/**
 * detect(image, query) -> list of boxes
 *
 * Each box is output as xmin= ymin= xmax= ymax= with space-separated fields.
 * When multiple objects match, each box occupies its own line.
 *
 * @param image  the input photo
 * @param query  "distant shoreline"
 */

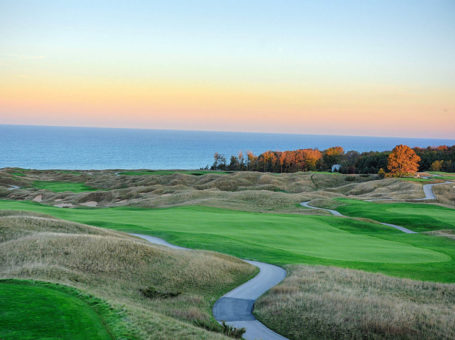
xmin=1 ymin=125 xmax=454 ymax=170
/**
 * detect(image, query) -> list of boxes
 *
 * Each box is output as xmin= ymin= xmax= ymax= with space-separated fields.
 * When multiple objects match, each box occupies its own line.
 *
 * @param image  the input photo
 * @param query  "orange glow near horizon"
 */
xmin=1 ymin=73 xmax=454 ymax=138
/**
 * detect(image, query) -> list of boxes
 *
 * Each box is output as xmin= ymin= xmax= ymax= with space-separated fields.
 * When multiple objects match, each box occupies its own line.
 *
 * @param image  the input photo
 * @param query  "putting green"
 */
xmin=336 ymin=198 xmax=455 ymax=231
xmin=0 ymin=280 xmax=113 ymax=340
xmin=0 ymin=200 xmax=448 ymax=265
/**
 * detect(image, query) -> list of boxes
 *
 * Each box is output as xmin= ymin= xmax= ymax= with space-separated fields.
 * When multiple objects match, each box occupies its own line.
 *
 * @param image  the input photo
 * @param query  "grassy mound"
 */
xmin=0 ymin=212 xmax=255 ymax=339
xmin=1 ymin=169 xmax=383 ymax=212
xmin=0 ymin=279 xmax=124 ymax=340
xmin=255 ymin=265 xmax=455 ymax=340
xmin=118 ymin=170 xmax=232 ymax=176
xmin=1 ymin=201 xmax=454 ymax=282
xmin=336 ymin=198 xmax=455 ymax=231
xmin=329 ymin=178 xmax=423 ymax=200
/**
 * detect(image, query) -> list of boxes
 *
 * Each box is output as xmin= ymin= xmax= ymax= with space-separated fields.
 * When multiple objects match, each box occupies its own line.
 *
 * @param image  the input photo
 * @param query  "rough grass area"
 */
xmin=336 ymin=198 xmax=455 ymax=231
xmin=255 ymin=265 xmax=455 ymax=340
xmin=433 ymin=183 xmax=455 ymax=206
xmin=32 ymin=181 xmax=98 ymax=192
xmin=0 ymin=279 xmax=130 ymax=340
xmin=2 ymin=169 xmax=386 ymax=212
xmin=1 ymin=201 xmax=454 ymax=282
xmin=118 ymin=170 xmax=232 ymax=176
xmin=0 ymin=212 xmax=256 ymax=339
xmin=325 ymin=178 xmax=424 ymax=200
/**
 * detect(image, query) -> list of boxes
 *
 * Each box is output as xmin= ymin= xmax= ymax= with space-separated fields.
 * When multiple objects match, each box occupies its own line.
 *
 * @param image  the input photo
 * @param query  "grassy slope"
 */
xmin=1 ymin=200 xmax=454 ymax=282
xmin=0 ymin=212 xmax=254 ymax=339
xmin=336 ymin=198 xmax=455 ymax=231
xmin=255 ymin=265 xmax=455 ymax=340
xmin=0 ymin=280 xmax=117 ymax=340
xmin=32 ymin=181 xmax=97 ymax=192
xmin=118 ymin=170 xmax=232 ymax=176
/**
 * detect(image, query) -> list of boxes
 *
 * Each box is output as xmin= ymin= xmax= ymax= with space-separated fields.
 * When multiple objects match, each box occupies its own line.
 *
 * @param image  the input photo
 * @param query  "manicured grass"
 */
xmin=11 ymin=172 xmax=26 ymax=177
xmin=0 ymin=200 xmax=454 ymax=282
xmin=336 ymin=198 xmax=455 ymax=232
xmin=7 ymin=168 xmax=30 ymax=177
xmin=398 ymin=177 xmax=439 ymax=183
xmin=0 ymin=280 xmax=116 ymax=340
xmin=429 ymin=171 xmax=455 ymax=177
xmin=32 ymin=181 xmax=97 ymax=192
xmin=118 ymin=170 xmax=232 ymax=176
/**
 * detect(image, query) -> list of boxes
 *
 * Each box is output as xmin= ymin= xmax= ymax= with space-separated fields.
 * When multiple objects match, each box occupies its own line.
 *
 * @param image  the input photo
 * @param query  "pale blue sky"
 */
xmin=2 ymin=0 xmax=454 ymax=85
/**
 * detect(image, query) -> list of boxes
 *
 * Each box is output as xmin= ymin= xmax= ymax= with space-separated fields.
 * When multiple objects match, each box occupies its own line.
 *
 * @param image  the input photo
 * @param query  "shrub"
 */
xmin=140 ymin=286 xmax=181 ymax=299
xmin=221 ymin=321 xmax=246 ymax=339
xmin=193 ymin=320 xmax=246 ymax=339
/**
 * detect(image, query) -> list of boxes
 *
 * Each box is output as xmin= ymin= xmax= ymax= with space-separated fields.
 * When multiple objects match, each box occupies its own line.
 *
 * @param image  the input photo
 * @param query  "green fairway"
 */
xmin=118 ymin=170 xmax=232 ymax=176
xmin=0 ymin=200 xmax=453 ymax=282
xmin=32 ymin=181 xmax=98 ymax=192
xmin=336 ymin=198 xmax=455 ymax=232
xmin=398 ymin=177 xmax=440 ymax=183
xmin=0 ymin=280 xmax=114 ymax=340
xmin=12 ymin=172 xmax=26 ymax=177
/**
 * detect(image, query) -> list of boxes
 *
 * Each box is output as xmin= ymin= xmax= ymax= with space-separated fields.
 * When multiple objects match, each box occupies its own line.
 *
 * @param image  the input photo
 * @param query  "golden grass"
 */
xmin=255 ymin=265 xmax=455 ymax=340
xmin=327 ymin=178 xmax=424 ymax=200
xmin=0 ymin=212 xmax=256 ymax=339
xmin=425 ymin=229 xmax=455 ymax=240
xmin=433 ymin=183 xmax=455 ymax=207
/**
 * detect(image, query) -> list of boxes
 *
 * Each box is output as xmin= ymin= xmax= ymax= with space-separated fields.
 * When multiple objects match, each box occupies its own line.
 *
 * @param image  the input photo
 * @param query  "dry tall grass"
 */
xmin=326 ymin=178 xmax=424 ymax=200
xmin=433 ymin=183 xmax=455 ymax=206
xmin=425 ymin=229 xmax=455 ymax=240
xmin=0 ymin=212 xmax=256 ymax=339
xmin=2 ymin=168 xmax=421 ymax=213
xmin=255 ymin=265 xmax=455 ymax=340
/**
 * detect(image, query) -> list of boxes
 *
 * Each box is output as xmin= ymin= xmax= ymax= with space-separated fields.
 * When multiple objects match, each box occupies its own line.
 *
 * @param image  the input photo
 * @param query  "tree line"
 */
xmin=209 ymin=145 xmax=455 ymax=174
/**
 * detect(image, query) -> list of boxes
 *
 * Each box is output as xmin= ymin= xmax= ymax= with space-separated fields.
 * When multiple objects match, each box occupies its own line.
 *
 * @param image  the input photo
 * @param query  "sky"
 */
xmin=1 ymin=0 xmax=454 ymax=138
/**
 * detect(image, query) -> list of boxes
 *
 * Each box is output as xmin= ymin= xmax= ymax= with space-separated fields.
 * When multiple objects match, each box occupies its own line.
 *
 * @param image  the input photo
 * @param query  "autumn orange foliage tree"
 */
xmin=209 ymin=144 xmax=455 ymax=173
xmin=387 ymin=145 xmax=421 ymax=177
xmin=323 ymin=146 xmax=344 ymax=167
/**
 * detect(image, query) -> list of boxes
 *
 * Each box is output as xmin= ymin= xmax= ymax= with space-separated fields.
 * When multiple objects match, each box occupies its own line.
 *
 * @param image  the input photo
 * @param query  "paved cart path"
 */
xmin=130 ymin=233 xmax=287 ymax=340
xmin=419 ymin=181 xmax=452 ymax=200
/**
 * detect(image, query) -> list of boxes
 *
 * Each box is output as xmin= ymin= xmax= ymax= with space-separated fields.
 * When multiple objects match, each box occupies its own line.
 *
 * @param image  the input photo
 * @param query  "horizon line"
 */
xmin=1 ymin=122 xmax=455 ymax=142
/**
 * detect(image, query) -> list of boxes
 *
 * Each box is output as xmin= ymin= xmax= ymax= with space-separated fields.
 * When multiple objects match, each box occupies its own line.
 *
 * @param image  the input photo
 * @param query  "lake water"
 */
xmin=1 ymin=124 xmax=454 ymax=170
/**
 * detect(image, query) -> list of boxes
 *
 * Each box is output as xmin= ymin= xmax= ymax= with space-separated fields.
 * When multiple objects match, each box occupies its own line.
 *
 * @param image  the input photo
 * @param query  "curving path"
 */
xmin=131 ymin=233 xmax=288 ymax=340
xmin=300 ymin=201 xmax=416 ymax=234
xmin=300 ymin=201 xmax=343 ymax=216
xmin=300 ymin=180 xmax=455 ymax=235
xmin=418 ymin=181 xmax=452 ymax=200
